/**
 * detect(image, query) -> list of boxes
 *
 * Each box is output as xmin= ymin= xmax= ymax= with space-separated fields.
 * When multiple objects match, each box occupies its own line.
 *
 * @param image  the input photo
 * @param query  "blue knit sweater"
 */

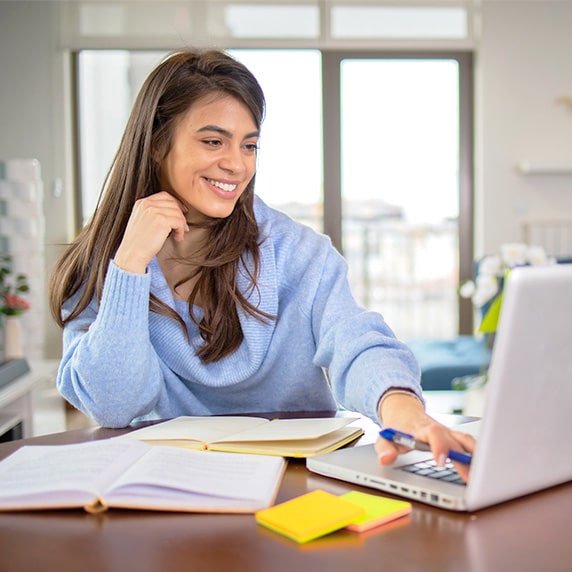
xmin=57 ymin=197 xmax=421 ymax=427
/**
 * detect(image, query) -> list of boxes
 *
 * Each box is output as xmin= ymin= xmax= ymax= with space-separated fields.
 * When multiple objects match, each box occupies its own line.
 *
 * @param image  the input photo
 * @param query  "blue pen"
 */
xmin=379 ymin=427 xmax=472 ymax=465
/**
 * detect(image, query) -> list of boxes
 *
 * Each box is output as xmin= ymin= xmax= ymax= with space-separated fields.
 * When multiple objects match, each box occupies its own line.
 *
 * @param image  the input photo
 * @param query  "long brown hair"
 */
xmin=49 ymin=49 xmax=272 ymax=363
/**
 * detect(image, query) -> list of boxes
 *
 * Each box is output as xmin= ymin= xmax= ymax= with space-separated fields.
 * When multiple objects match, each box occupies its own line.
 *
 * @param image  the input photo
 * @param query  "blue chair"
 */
xmin=407 ymin=336 xmax=490 ymax=391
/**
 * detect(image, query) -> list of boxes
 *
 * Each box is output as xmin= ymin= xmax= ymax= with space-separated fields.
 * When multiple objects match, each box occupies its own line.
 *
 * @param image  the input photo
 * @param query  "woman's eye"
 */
xmin=203 ymin=139 xmax=221 ymax=147
xmin=244 ymin=143 xmax=259 ymax=153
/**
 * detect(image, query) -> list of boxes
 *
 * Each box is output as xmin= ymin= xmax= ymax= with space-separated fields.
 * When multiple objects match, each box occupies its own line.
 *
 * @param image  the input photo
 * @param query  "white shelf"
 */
xmin=0 ymin=359 xmax=60 ymax=438
xmin=517 ymin=161 xmax=572 ymax=175
xmin=0 ymin=413 xmax=22 ymax=437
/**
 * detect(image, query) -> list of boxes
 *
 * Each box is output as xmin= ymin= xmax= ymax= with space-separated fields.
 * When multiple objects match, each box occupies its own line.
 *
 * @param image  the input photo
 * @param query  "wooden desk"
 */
xmin=0 ymin=421 xmax=571 ymax=572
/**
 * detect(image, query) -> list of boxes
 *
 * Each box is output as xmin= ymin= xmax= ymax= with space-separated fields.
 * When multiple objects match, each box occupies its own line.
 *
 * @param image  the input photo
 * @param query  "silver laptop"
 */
xmin=308 ymin=264 xmax=572 ymax=511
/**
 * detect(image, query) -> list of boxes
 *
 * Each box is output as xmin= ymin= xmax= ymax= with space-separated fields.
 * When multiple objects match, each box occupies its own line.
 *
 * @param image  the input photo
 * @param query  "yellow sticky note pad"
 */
xmin=255 ymin=490 xmax=365 ymax=544
xmin=341 ymin=491 xmax=412 ymax=532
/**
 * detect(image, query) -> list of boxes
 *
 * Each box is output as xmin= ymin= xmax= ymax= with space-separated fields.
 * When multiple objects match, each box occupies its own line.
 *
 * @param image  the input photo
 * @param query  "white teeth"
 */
xmin=208 ymin=179 xmax=237 ymax=192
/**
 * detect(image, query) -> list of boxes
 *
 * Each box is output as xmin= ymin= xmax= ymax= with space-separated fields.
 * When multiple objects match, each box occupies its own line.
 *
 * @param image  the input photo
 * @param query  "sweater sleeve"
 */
xmin=57 ymin=261 xmax=165 ymax=427
xmin=311 ymin=247 xmax=423 ymax=422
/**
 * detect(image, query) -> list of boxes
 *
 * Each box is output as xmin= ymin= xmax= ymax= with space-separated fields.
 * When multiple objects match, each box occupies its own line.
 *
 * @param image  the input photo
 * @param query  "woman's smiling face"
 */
xmin=160 ymin=94 xmax=259 ymax=222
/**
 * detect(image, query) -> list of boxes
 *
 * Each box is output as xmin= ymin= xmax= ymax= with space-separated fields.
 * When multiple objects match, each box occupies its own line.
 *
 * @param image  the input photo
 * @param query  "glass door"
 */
xmin=327 ymin=53 xmax=473 ymax=340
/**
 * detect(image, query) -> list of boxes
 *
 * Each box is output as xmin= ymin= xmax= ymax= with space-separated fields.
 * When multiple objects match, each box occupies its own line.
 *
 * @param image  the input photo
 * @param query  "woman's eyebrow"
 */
xmin=196 ymin=125 xmax=259 ymax=140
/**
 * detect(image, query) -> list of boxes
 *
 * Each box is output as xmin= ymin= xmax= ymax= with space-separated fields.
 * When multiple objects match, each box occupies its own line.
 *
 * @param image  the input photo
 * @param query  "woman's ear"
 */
xmin=151 ymin=144 xmax=164 ymax=164
xmin=151 ymin=132 xmax=170 ymax=164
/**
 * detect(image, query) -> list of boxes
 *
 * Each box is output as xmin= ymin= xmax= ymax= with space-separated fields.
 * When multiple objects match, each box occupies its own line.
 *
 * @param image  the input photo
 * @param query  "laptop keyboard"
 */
xmin=401 ymin=459 xmax=466 ymax=486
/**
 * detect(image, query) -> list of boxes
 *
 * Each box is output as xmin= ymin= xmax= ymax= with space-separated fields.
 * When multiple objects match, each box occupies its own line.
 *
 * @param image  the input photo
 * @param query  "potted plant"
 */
xmin=454 ymin=243 xmax=556 ymax=414
xmin=0 ymin=256 xmax=30 ymax=360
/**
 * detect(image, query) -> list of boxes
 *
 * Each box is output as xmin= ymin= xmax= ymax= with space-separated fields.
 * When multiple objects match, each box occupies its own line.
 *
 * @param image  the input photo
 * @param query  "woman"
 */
xmin=49 ymin=49 xmax=474 ymax=479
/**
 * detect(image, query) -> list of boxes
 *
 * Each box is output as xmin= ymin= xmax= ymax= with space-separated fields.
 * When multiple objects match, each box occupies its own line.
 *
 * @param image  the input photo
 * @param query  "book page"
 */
xmin=0 ymin=439 xmax=285 ymax=513
xmin=104 ymin=446 xmax=285 ymax=512
xmin=0 ymin=440 xmax=149 ymax=510
xmin=215 ymin=417 xmax=358 ymax=443
xmin=122 ymin=416 xmax=269 ymax=445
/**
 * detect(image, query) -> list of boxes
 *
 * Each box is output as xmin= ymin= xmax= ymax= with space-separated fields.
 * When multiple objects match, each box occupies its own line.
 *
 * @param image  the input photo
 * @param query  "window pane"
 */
xmin=78 ymin=3 xmax=193 ymax=38
xmin=77 ymin=51 xmax=167 ymax=224
xmin=230 ymin=50 xmax=323 ymax=229
xmin=340 ymin=59 xmax=460 ymax=340
xmin=331 ymin=6 xmax=467 ymax=39
xmin=221 ymin=5 xmax=320 ymax=38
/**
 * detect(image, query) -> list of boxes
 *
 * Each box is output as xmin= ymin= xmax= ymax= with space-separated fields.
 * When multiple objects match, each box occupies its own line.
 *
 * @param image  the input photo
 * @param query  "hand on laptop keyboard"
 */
xmin=375 ymin=392 xmax=475 ymax=483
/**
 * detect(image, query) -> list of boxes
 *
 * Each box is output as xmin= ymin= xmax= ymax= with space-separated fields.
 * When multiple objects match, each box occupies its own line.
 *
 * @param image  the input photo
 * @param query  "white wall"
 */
xmin=475 ymin=0 xmax=572 ymax=255
xmin=0 ymin=0 xmax=571 ymax=358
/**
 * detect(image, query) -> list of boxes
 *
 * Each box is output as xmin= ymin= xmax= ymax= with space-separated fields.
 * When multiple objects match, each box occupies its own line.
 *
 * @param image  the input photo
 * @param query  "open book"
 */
xmin=0 ymin=439 xmax=285 ymax=513
xmin=122 ymin=416 xmax=364 ymax=458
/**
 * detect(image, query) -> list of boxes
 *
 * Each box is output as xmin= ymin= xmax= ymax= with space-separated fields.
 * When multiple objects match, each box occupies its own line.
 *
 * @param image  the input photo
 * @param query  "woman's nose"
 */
xmin=219 ymin=145 xmax=245 ymax=174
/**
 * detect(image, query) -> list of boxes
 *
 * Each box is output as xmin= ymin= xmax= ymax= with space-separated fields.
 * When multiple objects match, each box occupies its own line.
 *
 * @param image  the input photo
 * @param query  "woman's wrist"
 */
xmin=377 ymin=389 xmax=425 ymax=425
xmin=113 ymin=249 xmax=148 ymax=274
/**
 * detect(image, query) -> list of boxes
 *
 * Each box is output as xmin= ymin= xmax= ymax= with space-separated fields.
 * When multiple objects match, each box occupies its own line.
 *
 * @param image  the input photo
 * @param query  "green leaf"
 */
xmin=478 ymin=291 xmax=503 ymax=333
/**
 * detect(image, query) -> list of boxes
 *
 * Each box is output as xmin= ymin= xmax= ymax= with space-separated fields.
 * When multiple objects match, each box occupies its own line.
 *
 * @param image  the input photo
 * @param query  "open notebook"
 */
xmin=308 ymin=264 xmax=572 ymax=511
